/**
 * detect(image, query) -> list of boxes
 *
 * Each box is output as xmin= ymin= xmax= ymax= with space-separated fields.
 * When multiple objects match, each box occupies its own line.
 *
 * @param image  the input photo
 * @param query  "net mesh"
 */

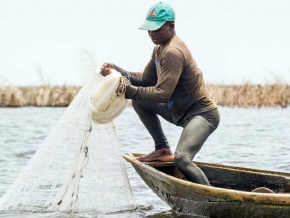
xmin=89 ymin=70 xmax=129 ymax=124
xmin=0 ymin=70 xmax=135 ymax=213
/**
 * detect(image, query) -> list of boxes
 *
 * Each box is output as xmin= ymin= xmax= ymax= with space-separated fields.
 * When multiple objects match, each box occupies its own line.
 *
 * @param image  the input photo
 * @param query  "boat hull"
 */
xmin=124 ymin=153 xmax=290 ymax=218
xmin=135 ymin=166 xmax=290 ymax=218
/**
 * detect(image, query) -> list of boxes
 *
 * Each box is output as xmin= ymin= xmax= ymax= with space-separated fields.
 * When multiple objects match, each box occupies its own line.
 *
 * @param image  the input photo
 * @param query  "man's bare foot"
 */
xmin=137 ymin=148 xmax=174 ymax=162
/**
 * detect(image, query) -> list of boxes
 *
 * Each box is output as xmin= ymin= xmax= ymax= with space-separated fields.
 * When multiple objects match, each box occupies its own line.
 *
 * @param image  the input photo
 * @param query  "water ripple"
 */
xmin=0 ymin=106 xmax=289 ymax=217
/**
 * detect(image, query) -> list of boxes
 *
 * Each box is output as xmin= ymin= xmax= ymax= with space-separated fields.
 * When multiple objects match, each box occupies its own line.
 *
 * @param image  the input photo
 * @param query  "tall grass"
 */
xmin=207 ymin=83 xmax=289 ymax=108
xmin=0 ymin=84 xmax=289 ymax=108
xmin=0 ymin=85 xmax=79 ymax=107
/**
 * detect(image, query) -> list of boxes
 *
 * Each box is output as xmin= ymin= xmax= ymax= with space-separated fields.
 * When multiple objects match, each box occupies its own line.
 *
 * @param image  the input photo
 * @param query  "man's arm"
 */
xmin=125 ymin=47 xmax=184 ymax=102
xmin=114 ymin=59 xmax=157 ymax=87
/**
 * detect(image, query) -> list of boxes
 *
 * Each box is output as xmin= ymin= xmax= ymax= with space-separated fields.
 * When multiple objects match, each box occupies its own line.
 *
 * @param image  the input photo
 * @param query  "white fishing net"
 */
xmin=0 ymin=69 xmax=135 ymax=213
xmin=89 ymin=70 xmax=129 ymax=124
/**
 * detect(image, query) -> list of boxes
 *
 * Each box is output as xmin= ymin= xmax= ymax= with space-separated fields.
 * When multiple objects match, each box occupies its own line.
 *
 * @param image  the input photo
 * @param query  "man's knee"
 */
xmin=132 ymin=100 xmax=145 ymax=114
xmin=131 ymin=100 xmax=138 ymax=110
xmin=132 ymin=100 xmax=151 ymax=111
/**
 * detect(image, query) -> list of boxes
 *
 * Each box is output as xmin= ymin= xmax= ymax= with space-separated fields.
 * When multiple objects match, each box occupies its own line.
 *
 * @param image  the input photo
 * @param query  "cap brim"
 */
xmin=139 ymin=20 xmax=166 ymax=31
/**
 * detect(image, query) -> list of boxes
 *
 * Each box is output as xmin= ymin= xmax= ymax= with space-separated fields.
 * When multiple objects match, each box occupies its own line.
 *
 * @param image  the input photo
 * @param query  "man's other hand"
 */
xmin=100 ymin=63 xmax=114 ymax=76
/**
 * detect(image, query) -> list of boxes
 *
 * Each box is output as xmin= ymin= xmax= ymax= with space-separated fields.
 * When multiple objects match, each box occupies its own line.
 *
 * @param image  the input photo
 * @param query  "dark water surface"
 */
xmin=0 ymin=107 xmax=289 ymax=217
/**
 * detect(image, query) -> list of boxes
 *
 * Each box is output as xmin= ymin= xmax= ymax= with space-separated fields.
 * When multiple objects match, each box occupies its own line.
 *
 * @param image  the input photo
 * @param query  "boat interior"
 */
xmin=143 ymin=159 xmax=290 ymax=194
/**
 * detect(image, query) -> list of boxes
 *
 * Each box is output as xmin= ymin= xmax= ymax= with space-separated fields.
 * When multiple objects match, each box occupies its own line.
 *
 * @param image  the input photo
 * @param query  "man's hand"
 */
xmin=100 ymin=63 xmax=114 ymax=76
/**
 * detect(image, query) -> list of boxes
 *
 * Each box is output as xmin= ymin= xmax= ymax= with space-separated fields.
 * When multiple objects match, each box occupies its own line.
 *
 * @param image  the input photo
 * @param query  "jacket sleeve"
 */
xmin=113 ymin=58 xmax=157 ymax=87
xmin=125 ymin=47 xmax=185 ymax=102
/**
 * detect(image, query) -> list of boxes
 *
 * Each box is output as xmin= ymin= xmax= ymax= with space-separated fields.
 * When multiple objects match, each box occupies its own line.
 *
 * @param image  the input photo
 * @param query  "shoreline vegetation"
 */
xmin=0 ymin=84 xmax=289 ymax=108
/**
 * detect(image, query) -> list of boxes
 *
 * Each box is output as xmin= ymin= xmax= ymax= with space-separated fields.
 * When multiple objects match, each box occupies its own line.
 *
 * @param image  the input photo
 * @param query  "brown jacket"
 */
xmin=118 ymin=35 xmax=217 ymax=126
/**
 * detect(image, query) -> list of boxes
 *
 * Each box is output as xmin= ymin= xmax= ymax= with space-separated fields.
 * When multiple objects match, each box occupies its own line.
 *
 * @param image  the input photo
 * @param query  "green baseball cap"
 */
xmin=139 ymin=2 xmax=175 ymax=31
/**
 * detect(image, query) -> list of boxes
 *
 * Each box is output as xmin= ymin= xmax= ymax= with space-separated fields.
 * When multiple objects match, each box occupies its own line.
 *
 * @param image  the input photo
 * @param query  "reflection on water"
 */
xmin=0 ymin=107 xmax=289 ymax=217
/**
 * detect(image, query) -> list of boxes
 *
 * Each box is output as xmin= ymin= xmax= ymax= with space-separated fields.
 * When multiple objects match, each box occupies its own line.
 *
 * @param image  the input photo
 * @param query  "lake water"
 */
xmin=0 ymin=106 xmax=289 ymax=217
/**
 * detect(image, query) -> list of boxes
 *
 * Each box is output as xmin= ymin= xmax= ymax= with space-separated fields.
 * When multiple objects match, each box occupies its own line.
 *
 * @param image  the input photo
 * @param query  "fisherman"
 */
xmin=101 ymin=2 xmax=220 ymax=185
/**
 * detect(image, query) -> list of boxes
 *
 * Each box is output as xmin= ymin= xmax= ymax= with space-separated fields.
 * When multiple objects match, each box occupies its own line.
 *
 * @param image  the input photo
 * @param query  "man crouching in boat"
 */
xmin=100 ymin=2 xmax=220 ymax=186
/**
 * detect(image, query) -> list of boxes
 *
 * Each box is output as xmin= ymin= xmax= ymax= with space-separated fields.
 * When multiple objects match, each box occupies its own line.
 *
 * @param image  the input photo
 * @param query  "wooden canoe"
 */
xmin=123 ymin=153 xmax=290 ymax=218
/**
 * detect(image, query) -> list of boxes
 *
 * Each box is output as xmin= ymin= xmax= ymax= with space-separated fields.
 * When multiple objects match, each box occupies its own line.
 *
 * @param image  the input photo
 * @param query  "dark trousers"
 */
xmin=132 ymin=100 xmax=220 ymax=185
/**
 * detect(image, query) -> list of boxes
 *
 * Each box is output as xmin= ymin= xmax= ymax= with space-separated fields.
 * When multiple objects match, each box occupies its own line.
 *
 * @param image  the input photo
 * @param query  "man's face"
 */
xmin=148 ymin=22 xmax=175 ymax=45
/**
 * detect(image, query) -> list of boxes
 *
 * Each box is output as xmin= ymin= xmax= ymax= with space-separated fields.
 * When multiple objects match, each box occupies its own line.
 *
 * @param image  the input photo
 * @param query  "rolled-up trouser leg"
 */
xmin=132 ymin=100 xmax=174 ymax=150
xmin=174 ymin=113 xmax=218 ymax=185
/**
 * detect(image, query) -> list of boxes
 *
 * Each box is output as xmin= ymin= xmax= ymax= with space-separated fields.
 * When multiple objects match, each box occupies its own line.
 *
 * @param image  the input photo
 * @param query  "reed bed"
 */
xmin=0 ymin=85 xmax=80 ymax=107
xmin=207 ymin=83 xmax=289 ymax=108
xmin=0 ymin=84 xmax=289 ymax=108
